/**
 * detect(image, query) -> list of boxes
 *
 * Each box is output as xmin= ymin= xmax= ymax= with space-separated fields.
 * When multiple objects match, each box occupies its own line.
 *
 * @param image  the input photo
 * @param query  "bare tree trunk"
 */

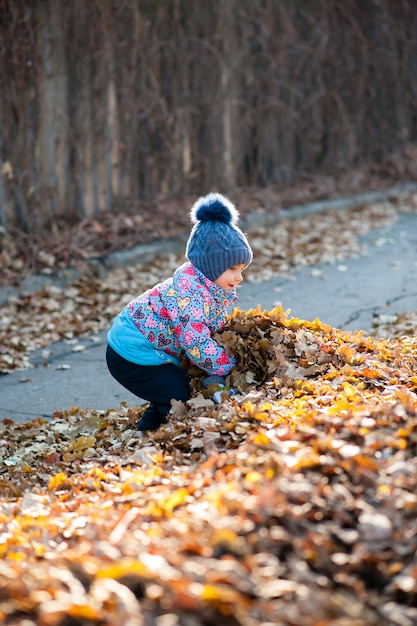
xmin=104 ymin=18 xmax=120 ymax=211
xmin=37 ymin=0 xmax=69 ymax=219
xmin=73 ymin=7 xmax=101 ymax=217
xmin=170 ymin=3 xmax=191 ymax=195
xmin=220 ymin=0 xmax=237 ymax=189
xmin=108 ymin=60 xmax=120 ymax=202
xmin=0 ymin=113 xmax=7 ymax=229
xmin=124 ymin=3 xmax=142 ymax=205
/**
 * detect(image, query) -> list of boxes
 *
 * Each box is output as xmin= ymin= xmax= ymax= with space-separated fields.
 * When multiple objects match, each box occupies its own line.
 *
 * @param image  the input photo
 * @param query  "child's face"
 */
xmin=215 ymin=264 xmax=246 ymax=290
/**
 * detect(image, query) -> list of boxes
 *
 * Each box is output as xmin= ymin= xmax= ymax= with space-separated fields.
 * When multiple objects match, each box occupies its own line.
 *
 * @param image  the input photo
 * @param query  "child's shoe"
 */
xmin=136 ymin=404 xmax=167 ymax=431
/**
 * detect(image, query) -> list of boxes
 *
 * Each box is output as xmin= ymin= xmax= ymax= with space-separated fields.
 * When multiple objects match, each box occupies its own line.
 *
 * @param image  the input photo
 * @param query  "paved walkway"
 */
xmin=1 ymin=209 xmax=417 ymax=423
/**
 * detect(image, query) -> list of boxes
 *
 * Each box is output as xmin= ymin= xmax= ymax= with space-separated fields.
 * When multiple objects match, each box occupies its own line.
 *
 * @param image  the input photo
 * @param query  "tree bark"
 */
xmin=37 ymin=0 xmax=69 ymax=219
xmin=0 ymin=113 xmax=7 ymax=229
xmin=220 ymin=0 xmax=238 ymax=189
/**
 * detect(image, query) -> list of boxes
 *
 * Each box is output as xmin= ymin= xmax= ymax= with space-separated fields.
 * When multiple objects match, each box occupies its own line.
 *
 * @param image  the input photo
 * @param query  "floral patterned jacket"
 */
xmin=107 ymin=262 xmax=237 ymax=375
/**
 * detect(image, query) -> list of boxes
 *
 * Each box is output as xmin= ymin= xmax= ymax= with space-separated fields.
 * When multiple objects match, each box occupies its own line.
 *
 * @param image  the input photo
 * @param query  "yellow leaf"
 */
xmin=91 ymin=467 xmax=109 ymax=481
xmin=337 ymin=344 xmax=356 ymax=364
xmin=200 ymin=583 xmax=243 ymax=608
xmin=211 ymin=528 xmax=238 ymax=546
xmin=66 ymin=435 xmax=96 ymax=452
xmin=253 ymin=411 xmax=270 ymax=422
xmin=146 ymin=487 xmax=189 ymax=519
xmin=342 ymin=381 xmax=357 ymax=401
xmin=67 ymin=605 xmax=102 ymax=620
xmin=48 ymin=472 xmax=70 ymax=491
xmin=97 ymin=559 xmax=150 ymax=580
xmin=397 ymin=428 xmax=410 ymax=438
xmin=253 ymin=432 xmax=270 ymax=446
xmin=245 ymin=471 xmax=263 ymax=483
xmin=292 ymin=451 xmax=322 ymax=470
xmin=409 ymin=376 xmax=417 ymax=390
xmin=161 ymin=487 xmax=189 ymax=513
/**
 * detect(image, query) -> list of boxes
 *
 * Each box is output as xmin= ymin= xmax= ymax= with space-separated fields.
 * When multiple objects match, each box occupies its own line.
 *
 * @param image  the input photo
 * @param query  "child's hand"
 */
xmin=212 ymin=387 xmax=238 ymax=404
xmin=203 ymin=375 xmax=237 ymax=403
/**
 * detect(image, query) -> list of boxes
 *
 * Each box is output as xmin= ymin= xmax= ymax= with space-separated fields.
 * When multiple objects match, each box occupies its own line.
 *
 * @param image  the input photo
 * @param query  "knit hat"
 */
xmin=185 ymin=192 xmax=253 ymax=282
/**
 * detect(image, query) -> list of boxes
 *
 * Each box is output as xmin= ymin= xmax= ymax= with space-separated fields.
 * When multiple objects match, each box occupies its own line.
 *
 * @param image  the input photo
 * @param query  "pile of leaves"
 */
xmin=1 ymin=307 xmax=417 ymax=625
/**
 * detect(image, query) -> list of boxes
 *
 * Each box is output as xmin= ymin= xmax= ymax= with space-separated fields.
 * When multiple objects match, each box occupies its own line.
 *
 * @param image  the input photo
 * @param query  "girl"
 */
xmin=106 ymin=192 xmax=253 ymax=431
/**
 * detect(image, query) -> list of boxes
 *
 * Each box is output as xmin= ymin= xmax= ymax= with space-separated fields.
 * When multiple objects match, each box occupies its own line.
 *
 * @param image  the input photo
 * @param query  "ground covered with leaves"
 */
xmin=0 ymin=305 xmax=417 ymax=625
xmin=1 ymin=192 xmax=417 ymax=625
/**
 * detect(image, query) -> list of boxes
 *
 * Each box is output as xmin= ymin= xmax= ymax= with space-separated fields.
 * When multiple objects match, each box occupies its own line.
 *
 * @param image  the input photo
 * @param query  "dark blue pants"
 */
xmin=106 ymin=345 xmax=190 ymax=430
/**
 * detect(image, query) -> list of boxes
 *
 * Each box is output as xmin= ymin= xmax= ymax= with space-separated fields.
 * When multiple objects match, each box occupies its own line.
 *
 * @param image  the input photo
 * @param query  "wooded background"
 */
xmin=1 ymin=0 xmax=417 ymax=233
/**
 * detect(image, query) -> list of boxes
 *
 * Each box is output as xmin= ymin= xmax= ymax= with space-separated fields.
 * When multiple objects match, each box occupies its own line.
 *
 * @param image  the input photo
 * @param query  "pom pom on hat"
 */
xmin=190 ymin=192 xmax=239 ymax=225
xmin=186 ymin=193 xmax=252 ymax=283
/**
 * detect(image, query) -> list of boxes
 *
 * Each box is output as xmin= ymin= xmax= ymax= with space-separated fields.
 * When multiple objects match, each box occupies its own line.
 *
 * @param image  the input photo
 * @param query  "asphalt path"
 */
xmin=1 ymin=211 xmax=417 ymax=423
